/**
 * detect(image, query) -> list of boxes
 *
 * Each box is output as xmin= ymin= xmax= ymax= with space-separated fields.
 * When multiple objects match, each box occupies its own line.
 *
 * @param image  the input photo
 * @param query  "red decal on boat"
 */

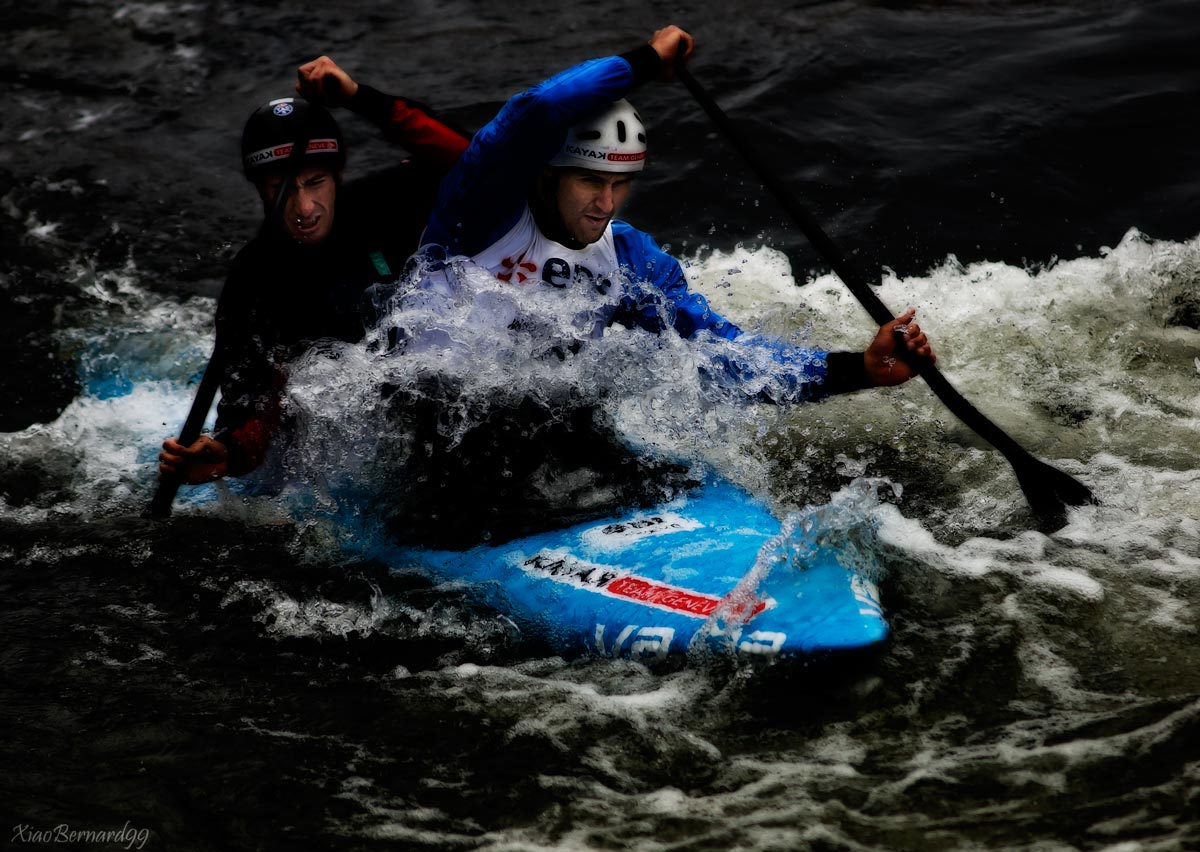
xmin=605 ymin=576 xmax=766 ymax=620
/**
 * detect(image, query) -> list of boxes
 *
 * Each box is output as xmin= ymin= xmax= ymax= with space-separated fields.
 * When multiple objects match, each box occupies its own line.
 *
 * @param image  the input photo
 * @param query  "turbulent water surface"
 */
xmin=2 ymin=1 xmax=1198 ymax=850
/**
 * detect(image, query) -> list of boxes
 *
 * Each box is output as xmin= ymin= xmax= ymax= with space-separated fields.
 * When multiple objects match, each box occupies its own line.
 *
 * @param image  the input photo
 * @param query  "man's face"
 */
xmin=552 ymin=168 xmax=635 ymax=245
xmin=259 ymin=164 xmax=340 ymax=244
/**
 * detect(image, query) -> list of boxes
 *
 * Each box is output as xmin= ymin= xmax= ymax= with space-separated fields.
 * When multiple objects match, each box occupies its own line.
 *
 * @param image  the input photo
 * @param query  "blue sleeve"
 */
xmin=611 ymin=221 xmax=833 ymax=403
xmin=422 ymin=56 xmax=637 ymax=256
xmin=611 ymin=221 xmax=742 ymax=340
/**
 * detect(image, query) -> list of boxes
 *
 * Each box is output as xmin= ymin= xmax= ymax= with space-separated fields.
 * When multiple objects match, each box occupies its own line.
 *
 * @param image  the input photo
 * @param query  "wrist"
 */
xmin=824 ymin=351 xmax=872 ymax=395
xmin=346 ymin=83 xmax=391 ymax=123
xmin=619 ymin=44 xmax=662 ymax=87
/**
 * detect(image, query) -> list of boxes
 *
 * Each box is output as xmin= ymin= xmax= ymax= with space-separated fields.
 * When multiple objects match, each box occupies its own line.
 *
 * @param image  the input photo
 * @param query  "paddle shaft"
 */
xmin=674 ymin=62 xmax=1093 ymax=519
xmin=146 ymin=347 xmax=225 ymax=518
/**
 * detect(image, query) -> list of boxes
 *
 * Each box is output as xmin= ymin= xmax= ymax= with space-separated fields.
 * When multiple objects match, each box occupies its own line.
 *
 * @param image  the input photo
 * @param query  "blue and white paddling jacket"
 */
xmin=421 ymin=48 xmax=868 ymax=403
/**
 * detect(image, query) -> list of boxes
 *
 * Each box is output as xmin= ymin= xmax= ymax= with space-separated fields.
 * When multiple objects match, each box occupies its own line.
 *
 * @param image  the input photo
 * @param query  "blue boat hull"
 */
xmin=395 ymin=480 xmax=887 ymax=660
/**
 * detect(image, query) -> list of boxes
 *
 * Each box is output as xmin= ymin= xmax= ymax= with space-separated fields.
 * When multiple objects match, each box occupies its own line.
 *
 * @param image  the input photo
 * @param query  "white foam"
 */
xmin=221 ymin=578 xmax=396 ymax=640
xmin=8 ymin=230 xmax=1199 ymax=761
xmin=683 ymin=243 xmax=808 ymax=330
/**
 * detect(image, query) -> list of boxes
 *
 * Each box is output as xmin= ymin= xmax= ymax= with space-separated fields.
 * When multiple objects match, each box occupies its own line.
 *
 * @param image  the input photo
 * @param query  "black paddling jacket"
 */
xmin=212 ymin=86 xmax=469 ymax=474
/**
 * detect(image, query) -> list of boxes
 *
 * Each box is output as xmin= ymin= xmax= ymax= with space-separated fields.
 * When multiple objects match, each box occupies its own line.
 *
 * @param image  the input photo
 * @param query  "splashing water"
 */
xmin=3 ymin=230 xmax=1199 ymax=852
xmin=276 ymin=252 xmax=838 ymax=546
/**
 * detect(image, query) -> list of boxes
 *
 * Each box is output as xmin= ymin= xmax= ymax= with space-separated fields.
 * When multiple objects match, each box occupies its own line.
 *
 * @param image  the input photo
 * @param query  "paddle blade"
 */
xmin=1011 ymin=454 xmax=1096 ymax=532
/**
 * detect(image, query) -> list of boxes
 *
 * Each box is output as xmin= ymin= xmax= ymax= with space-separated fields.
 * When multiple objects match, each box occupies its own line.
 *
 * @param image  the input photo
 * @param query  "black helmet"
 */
xmin=240 ymin=97 xmax=344 ymax=180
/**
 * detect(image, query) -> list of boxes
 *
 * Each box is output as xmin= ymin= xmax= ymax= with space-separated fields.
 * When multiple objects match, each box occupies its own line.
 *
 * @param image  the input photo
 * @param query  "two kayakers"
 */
xmin=160 ymin=26 xmax=936 ymax=515
xmin=158 ymin=57 xmax=469 ymax=484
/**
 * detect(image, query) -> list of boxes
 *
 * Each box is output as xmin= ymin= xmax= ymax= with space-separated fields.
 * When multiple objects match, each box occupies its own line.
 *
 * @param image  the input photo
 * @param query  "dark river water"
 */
xmin=2 ymin=1 xmax=1198 ymax=849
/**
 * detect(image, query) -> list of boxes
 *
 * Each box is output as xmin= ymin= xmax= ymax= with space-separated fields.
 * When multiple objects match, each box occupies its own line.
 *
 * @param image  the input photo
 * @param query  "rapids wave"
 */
xmin=3 ymin=227 xmax=1197 ymax=850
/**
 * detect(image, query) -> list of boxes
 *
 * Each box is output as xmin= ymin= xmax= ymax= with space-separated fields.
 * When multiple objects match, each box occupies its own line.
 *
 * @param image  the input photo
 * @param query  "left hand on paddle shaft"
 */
xmin=159 ymin=434 xmax=230 ymax=484
xmin=864 ymin=307 xmax=937 ymax=387
xmin=649 ymin=25 xmax=695 ymax=79
xmin=296 ymin=55 xmax=359 ymax=107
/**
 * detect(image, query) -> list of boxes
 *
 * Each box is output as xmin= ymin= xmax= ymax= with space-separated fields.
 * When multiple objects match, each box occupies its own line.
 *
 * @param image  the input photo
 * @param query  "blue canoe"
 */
xmin=393 ymin=479 xmax=887 ymax=661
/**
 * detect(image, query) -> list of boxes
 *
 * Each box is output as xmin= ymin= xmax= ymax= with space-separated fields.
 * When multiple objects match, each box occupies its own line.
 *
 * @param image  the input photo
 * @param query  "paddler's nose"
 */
xmin=595 ymin=182 xmax=615 ymax=216
xmin=292 ymin=185 xmax=318 ymax=219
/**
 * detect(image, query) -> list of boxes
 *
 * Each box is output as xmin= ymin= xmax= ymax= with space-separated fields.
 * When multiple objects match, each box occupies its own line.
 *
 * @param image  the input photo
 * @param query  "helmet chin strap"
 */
xmin=531 ymin=168 xmax=585 ymax=250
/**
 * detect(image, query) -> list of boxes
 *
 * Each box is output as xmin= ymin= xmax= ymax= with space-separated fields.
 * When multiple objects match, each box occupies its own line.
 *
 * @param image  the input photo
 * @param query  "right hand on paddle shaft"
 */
xmin=864 ymin=308 xmax=937 ymax=387
xmin=296 ymin=55 xmax=359 ymax=107
xmin=648 ymin=25 xmax=695 ymax=79
xmin=159 ymin=435 xmax=229 ymax=484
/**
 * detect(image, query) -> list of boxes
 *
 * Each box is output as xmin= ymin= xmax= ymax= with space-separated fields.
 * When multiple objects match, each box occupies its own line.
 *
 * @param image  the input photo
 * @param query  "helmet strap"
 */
xmin=530 ymin=168 xmax=586 ymax=251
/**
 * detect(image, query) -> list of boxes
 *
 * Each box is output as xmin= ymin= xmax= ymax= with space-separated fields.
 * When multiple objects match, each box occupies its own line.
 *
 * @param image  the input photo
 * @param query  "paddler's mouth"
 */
xmin=292 ymin=215 xmax=322 ymax=239
xmin=580 ymin=213 xmax=611 ymax=235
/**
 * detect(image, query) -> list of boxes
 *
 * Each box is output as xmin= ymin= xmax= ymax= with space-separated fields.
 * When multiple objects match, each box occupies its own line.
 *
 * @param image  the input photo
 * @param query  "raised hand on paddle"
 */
xmin=648 ymin=26 xmax=695 ymax=79
xmin=295 ymin=55 xmax=359 ymax=107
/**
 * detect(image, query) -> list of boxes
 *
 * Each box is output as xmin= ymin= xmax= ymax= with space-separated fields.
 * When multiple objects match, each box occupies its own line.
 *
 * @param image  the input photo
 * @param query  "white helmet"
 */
xmin=549 ymin=99 xmax=646 ymax=173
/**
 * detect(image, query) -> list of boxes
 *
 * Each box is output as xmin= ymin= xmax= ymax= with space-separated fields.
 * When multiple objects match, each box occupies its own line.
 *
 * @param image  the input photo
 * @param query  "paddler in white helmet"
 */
xmin=419 ymin=25 xmax=935 ymax=401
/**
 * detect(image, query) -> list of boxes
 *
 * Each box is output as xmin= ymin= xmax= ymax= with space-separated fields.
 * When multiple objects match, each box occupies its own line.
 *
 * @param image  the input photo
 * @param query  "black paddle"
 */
xmin=674 ymin=58 xmax=1095 ymax=531
xmin=148 ymin=107 xmax=313 ymax=519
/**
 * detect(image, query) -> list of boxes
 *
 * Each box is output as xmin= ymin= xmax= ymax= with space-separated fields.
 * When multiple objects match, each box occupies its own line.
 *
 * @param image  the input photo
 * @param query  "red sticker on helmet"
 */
xmin=244 ymin=138 xmax=340 ymax=169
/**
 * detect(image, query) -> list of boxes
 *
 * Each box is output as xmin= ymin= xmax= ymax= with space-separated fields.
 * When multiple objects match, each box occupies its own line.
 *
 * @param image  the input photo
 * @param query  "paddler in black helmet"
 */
xmin=158 ymin=57 xmax=469 ymax=485
xmin=239 ymin=94 xmax=345 ymax=246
